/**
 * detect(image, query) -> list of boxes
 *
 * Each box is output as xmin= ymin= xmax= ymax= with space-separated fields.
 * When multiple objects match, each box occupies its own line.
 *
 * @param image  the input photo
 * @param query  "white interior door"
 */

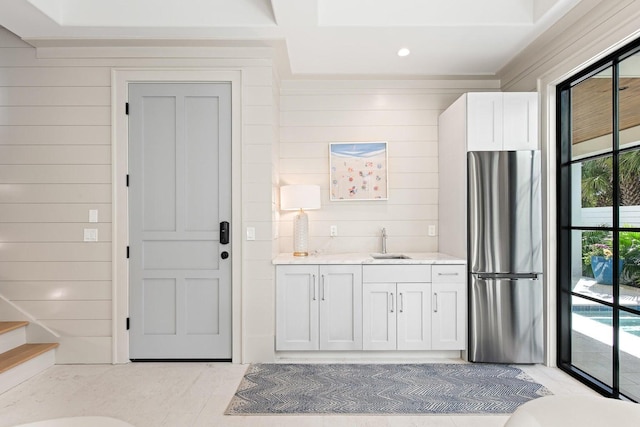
xmin=128 ymin=82 xmax=232 ymax=360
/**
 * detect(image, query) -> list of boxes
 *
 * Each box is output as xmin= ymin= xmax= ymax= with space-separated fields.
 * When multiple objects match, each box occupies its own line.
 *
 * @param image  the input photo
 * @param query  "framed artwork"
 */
xmin=329 ymin=141 xmax=388 ymax=201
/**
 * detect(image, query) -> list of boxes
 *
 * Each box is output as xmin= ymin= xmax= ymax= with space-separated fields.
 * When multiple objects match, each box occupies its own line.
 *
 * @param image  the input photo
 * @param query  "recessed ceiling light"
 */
xmin=397 ymin=48 xmax=410 ymax=57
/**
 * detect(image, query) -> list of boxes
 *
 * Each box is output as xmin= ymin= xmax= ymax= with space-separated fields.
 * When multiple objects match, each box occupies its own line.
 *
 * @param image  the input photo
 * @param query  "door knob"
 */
xmin=221 ymin=251 xmax=229 ymax=259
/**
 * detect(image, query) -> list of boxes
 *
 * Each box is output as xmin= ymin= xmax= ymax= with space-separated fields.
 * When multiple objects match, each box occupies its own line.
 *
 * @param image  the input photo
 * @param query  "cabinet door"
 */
xmin=319 ymin=265 xmax=363 ymax=350
xmin=467 ymin=92 xmax=503 ymax=151
xmin=503 ymin=93 xmax=538 ymax=150
xmin=431 ymin=282 xmax=466 ymax=350
xmin=362 ymin=283 xmax=396 ymax=350
xmin=397 ymin=283 xmax=432 ymax=350
xmin=275 ymin=265 xmax=319 ymax=351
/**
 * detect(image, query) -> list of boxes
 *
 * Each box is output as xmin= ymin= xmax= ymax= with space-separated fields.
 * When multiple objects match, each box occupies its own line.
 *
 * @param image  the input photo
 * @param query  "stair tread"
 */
xmin=0 ymin=321 xmax=29 ymax=336
xmin=0 ymin=343 xmax=58 ymax=375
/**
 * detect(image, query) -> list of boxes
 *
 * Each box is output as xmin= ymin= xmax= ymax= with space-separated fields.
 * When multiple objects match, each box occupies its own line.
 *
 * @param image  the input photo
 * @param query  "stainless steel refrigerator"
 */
xmin=467 ymin=150 xmax=543 ymax=364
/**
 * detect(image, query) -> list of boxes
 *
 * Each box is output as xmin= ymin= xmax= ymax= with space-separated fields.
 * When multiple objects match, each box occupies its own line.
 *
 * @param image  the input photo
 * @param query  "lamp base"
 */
xmin=293 ymin=209 xmax=309 ymax=257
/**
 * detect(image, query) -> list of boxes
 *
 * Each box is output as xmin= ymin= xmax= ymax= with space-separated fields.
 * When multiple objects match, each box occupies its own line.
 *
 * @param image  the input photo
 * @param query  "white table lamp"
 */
xmin=280 ymin=185 xmax=321 ymax=256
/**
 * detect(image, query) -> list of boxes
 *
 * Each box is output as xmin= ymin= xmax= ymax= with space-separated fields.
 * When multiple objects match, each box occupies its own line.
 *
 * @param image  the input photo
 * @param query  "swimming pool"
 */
xmin=573 ymin=306 xmax=640 ymax=337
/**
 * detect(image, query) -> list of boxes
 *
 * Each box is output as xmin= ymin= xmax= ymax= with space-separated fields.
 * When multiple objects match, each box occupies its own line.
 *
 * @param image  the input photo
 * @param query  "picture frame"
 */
xmin=329 ymin=141 xmax=388 ymax=201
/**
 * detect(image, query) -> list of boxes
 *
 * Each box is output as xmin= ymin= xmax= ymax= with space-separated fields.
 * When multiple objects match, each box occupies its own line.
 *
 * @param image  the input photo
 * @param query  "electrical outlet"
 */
xmin=84 ymin=228 xmax=98 ymax=242
xmin=330 ymin=225 xmax=338 ymax=237
xmin=428 ymin=225 xmax=437 ymax=236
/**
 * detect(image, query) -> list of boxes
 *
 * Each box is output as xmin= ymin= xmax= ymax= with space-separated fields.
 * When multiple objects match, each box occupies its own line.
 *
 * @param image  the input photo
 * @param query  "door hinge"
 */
xmin=126 ymin=174 xmax=129 ymax=187
xmin=126 ymin=317 xmax=130 ymax=330
xmin=125 ymin=102 xmax=129 ymax=115
xmin=126 ymin=246 xmax=130 ymax=259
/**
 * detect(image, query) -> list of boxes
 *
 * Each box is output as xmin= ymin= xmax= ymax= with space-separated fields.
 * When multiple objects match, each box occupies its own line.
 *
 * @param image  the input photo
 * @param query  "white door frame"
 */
xmin=111 ymin=69 xmax=243 ymax=364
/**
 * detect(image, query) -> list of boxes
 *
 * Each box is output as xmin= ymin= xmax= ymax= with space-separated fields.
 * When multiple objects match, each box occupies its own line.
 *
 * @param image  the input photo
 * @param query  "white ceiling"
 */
xmin=0 ymin=0 xmax=582 ymax=77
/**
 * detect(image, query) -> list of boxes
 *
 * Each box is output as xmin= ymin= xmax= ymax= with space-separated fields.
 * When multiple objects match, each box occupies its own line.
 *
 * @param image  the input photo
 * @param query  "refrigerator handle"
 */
xmin=476 ymin=273 xmax=539 ymax=280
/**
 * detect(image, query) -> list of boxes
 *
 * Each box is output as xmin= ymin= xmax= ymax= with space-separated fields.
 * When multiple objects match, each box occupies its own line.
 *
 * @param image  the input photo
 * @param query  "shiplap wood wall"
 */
xmin=0 ymin=26 xmax=277 ymax=363
xmin=278 ymin=79 xmax=499 ymax=255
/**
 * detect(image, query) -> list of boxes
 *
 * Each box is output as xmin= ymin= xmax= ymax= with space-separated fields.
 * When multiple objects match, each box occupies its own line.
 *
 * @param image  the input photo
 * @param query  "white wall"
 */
xmin=278 ymin=79 xmax=499 ymax=256
xmin=0 ymin=26 xmax=277 ymax=363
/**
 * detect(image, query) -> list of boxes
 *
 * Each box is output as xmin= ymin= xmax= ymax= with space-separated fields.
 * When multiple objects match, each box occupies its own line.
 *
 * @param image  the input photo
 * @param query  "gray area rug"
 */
xmin=226 ymin=363 xmax=552 ymax=415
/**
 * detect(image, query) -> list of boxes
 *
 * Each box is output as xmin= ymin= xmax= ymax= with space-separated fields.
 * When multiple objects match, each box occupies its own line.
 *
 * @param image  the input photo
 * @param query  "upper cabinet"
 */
xmin=457 ymin=92 xmax=538 ymax=151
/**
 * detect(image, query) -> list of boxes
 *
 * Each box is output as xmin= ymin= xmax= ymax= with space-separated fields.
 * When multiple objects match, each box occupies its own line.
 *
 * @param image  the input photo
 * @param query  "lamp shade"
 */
xmin=280 ymin=185 xmax=321 ymax=211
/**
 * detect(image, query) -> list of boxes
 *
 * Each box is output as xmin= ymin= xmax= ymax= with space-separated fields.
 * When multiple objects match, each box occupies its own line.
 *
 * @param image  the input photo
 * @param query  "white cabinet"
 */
xmin=466 ymin=92 xmax=538 ymax=151
xmin=275 ymin=265 xmax=318 ymax=351
xmin=362 ymin=265 xmax=433 ymax=350
xmin=467 ymin=92 xmax=503 ymax=151
xmin=362 ymin=264 xmax=466 ymax=351
xmin=276 ymin=262 xmax=466 ymax=353
xmin=362 ymin=282 xmax=432 ymax=350
xmin=503 ymin=93 xmax=537 ymax=150
xmin=431 ymin=265 xmax=466 ymax=350
xmin=276 ymin=264 xmax=362 ymax=351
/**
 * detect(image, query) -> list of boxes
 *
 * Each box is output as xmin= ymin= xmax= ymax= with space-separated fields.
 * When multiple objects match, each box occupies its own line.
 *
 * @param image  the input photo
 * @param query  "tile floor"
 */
xmin=0 ymin=362 xmax=599 ymax=427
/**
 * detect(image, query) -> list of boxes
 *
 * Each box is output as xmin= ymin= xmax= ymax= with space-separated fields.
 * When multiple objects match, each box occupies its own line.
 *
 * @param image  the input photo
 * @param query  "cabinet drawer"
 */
xmin=363 ymin=265 xmax=431 ymax=283
xmin=432 ymin=265 xmax=466 ymax=283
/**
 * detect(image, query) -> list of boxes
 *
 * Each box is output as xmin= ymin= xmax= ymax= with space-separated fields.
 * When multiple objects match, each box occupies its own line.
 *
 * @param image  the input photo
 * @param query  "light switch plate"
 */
xmin=84 ymin=228 xmax=98 ymax=242
xmin=89 ymin=209 xmax=98 ymax=223
xmin=246 ymin=227 xmax=256 ymax=241
xmin=330 ymin=225 xmax=338 ymax=237
xmin=428 ymin=225 xmax=437 ymax=236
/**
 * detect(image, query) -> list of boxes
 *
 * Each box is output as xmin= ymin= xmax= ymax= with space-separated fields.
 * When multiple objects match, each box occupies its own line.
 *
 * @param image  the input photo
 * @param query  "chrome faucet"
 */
xmin=381 ymin=227 xmax=387 ymax=254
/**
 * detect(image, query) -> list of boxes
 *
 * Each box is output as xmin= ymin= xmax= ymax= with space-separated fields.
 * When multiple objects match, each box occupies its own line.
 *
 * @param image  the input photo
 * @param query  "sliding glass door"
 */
xmin=557 ymin=39 xmax=640 ymax=400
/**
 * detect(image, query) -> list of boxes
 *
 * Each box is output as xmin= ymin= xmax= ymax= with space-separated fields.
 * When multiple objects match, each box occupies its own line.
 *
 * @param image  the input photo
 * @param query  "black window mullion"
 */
xmin=611 ymin=60 xmax=620 ymax=398
xmin=557 ymin=84 xmax=573 ymax=367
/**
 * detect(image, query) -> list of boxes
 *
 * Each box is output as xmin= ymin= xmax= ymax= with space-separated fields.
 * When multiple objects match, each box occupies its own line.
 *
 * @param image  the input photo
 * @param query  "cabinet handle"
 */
xmin=312 ymin=274 xmax=317 ymax=301
xmin=399 ymin=292 xmax=404 ymax=313
xmin=390 ymin=292 xmax=394 ymax=313
xmin=321 ymin=275 xmax=326 ymax=301
xmin=437 ymin=272 xmax=459 ymax=276
xmin=433 ymin=293 xmax=438 ymax=313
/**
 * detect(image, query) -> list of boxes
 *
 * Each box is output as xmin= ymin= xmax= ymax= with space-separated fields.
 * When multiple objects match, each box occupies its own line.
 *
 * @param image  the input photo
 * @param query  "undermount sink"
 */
xmin=370 ymin=253 xmax=411 ymax=260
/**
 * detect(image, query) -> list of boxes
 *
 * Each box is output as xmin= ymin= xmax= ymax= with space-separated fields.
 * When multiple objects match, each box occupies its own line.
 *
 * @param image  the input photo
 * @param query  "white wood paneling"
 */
xmin=44 ymin=320 xmax=111 ymax=337
xmin=0 ymin=145 xmax=110 ymax=164
xmin=280 ymin=125 xmax=438 ymax=143
xmin=0 ymin=223 xmax=112 ymax=242
xmin=0 ymin=242 xmax=111 ymax=261
xmin=281 ymin=94 xmax=460 ymax=111
xmin=0 ymin=281 xmax=112 ymax=300
xmin=0 ymin=106 xmax=110 ymax=125
xmin=54 ymin=337 xmax=111 ymax=364
xmin=0 ymin=165 xmax=111 ymax=183
xmin=0 ymin=87 xmax=111 ymax=106
xmin=280 ymin=110 xmax=439 ymax=127
xmin=244 ymin=125 xmax=273 ymax=144
xmin=0 ymin=184 xmax=111 ymax=203
xmin=14 ymin=301 xmax=111 ymax=320
xmin=0 ymin=126 xmax=111 ymax=145
xmin=0 ymin=262 xmax=111 ymax=281
xmin=0 ymin=204 xmax=111 ymax=223
xmin=0 ymin=67 xmax=110 ymax=86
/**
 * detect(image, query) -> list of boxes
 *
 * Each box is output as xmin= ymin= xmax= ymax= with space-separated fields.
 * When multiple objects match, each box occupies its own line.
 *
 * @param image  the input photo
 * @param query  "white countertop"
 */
xmin=272 ymin=252 xmax=465 ymax=265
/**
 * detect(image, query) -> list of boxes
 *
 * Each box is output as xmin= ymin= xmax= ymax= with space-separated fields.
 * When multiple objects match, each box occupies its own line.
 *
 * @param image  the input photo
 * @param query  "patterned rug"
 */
xmin=226 ymin=363 xmax=552 ymax=415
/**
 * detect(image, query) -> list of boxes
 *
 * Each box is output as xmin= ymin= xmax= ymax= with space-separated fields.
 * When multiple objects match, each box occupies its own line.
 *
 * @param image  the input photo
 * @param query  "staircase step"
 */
xmin=0 ymin=321 xmax=28 ymax=355
xmin=0 ymin=343 xmax=58 ymax=394
xmin=0 ymin=343 xmax=58 ymax=375
xmin=0 ymin=321 xmax=29 ymax=336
